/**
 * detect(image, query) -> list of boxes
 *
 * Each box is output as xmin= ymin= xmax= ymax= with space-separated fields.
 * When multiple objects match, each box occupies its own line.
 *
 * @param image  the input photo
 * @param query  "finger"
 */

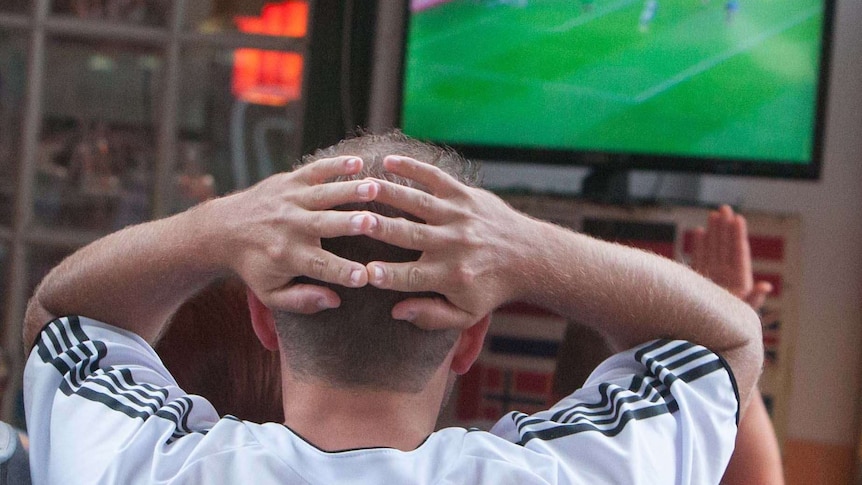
xmin=705 ymin=209 xmax=722 ymax=276
xmin=266 ymin=283 xmax=342 ymax=313
xmin=367 ymin=260 xmax=446 ymax=293
xmin=364 ymin=212 xmax=446 ymax=251
xmin=293 ymin=156 xmax=363 ymax=185
xmin=746 ymin=281 xmax=773 ymax=312
xmin=730 ymin=213 xmax=753 ymax=286
xmin=302 ymin=210 xmax=379 ymax=238
xmin=371 ymin=178 xmax=449 ymax=223
xmin=383 ymin=155 xmax=464 ymax=199
xmin=391 ymin=297 xmax=477 ymax=330
xmin=717 ymin=205 xmax=736 ymax=267
xmin=301 ymin=179 xmax=380 ymax=211
xmin=690 ymin=227 xmax=707 ymax=275
xmin=299 ymin=248 xmax=369 ymax=288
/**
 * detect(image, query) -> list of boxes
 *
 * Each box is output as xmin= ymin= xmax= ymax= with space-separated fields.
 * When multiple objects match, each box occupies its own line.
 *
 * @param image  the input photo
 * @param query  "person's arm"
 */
xmin=363 ymin=155 xmax=763 ymax=409
xmin=691 ymin=205 xmax=784 ymax=485
xmin=24 ymin=156 xmax=381 ymax=348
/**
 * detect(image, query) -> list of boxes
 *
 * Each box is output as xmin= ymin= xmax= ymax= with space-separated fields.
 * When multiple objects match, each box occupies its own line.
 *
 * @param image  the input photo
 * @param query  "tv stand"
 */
xmin=581 ymin=168 xmax=631 ymax=204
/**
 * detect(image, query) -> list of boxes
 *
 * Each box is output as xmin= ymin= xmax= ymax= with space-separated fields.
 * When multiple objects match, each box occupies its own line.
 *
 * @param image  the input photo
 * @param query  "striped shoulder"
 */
xmin=634 ymin=339 xmax=731 ymax=388
xmin=34 ymin=316 xmax=206 ymax=444
xmin=512 ymin=340 xmax=733 ymax=445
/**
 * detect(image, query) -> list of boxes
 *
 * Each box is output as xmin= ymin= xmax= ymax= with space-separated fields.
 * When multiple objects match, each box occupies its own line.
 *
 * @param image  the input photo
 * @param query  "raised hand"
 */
xmin=218 ymin=156 xmax=381 ymax=313
xmin=363 ymin=155 xmax=535 ymax=330
xmin=689 ymin=205 xmax=772 ymax=310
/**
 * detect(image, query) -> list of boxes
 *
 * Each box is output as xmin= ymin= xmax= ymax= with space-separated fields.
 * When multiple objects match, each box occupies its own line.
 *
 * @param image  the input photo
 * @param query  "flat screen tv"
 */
xmin=398 ymin=0 xmax=835 ymax=180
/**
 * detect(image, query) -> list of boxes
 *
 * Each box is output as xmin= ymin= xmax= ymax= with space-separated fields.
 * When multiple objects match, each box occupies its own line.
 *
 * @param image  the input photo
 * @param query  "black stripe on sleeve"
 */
xmin=547 ymin=376 xmax=672 ymax=425
xmin=35 ymin=316 xmax=204 ymax=444
xmin=651 ymin=341 xmax=697 ymax=364
xmin=517 ymin=401 xmax=672 ymax=445
xmin=517 ymin=340 xmax=730 ymax=446
xmin=677 ymin=359 xmax=726 ymax=384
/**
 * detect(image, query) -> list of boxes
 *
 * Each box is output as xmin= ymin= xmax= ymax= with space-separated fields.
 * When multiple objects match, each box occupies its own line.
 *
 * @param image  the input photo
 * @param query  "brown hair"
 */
xmin=157 ymin=278 xmax=283 ymax=423
xmin=276 ymin=130 xmax=480 ymax=392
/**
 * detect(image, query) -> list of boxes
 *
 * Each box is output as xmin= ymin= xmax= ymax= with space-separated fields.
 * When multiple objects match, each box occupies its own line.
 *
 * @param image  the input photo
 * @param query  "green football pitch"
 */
xmin=401 ymin=0 xmax=825 ymax=163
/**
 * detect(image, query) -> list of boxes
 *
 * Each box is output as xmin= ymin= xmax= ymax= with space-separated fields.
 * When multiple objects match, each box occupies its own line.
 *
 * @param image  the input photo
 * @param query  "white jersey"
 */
xmin=25 ymin=316 xmax=739 ymax=484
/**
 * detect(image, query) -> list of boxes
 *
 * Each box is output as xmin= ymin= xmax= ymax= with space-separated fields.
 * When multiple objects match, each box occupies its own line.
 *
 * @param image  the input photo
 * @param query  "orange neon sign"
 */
xmin=233 ymin=1 xmax=307 ymax=106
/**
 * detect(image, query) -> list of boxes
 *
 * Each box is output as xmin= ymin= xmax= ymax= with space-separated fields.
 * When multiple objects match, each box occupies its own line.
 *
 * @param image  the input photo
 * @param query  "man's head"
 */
xmin=271 ymin=130 xmax=481 ymax=393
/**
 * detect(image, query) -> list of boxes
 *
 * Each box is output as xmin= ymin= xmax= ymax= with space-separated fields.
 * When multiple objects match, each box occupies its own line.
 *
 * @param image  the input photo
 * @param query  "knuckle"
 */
xmin=416 ymin=192 xmax=434 ymax=212
xmin=309 ymin=187 xmax=326 ymax=206
xmin=264 ymin=240 xmax=289 ymax=263
xmin=408 ymin=266 xmax=424 ymax=289
xmin=452 ymin=262 xmax=477 ymax=287
xmin=307 ymin=214 xmax=324 ymax=235
xmin=309 ymin=255 xmax=328 ymax=277
xmin=410 ymin=224 xmax=426 ymax=247
xmin=448 ymin=220 xmax=481 ymax=248
xmin=459 ymin=225 xmax=483 ymax=248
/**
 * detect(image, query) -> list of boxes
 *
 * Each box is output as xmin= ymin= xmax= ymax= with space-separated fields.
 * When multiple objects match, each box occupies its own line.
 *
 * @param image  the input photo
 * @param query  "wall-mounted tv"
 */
xmin=398 ymin=0 xmax=835 ymax=180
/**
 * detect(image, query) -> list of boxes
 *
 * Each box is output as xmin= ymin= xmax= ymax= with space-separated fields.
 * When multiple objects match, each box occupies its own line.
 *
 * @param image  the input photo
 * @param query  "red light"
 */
xmin=232 ymin=1 xmax=307 ymax=106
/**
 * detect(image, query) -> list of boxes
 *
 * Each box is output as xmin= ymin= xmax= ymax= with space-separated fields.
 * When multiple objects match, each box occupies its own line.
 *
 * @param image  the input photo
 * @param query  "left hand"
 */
xmin=360 ymin=155 xmax=539 ymax=330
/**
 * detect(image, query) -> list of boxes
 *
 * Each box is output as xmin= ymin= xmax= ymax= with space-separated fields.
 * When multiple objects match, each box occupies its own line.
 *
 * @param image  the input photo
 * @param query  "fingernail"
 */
xmin=317 ymin=298 xmax=335 ymax=310
xmin=357 ymin=182 xmax=375 ymax=197
xmin=350 ymin=214 xmax=367 ymax=232
xmin=350 ymin=269 xmax=363 ymax=286
xmin=346 ymin=158 xmax=361 ymax=170
xmin=372 ymin=265 xmax=384 ymax=283
xmin=350 ymin=214 xmax=377 ymax=233
xmin=384 ymin=155 xmax=403 ymax=167
xmin=396 ymin=310 xmax=416 ymax=322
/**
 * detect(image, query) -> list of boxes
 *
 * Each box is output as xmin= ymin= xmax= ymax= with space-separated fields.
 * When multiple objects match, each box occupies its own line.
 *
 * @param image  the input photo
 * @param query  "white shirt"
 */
xmin=25 ymin=316 xmax=739 ymax=484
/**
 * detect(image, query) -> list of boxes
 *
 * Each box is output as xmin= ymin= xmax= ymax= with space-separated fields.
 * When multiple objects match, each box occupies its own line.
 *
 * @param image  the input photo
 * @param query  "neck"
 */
xmin=280 ymin=367 xmax=451 ymax=452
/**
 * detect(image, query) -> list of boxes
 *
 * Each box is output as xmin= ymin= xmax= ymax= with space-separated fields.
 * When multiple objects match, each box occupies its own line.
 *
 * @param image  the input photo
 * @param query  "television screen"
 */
xmin=399 ymin=0 xmax=834 ymax=179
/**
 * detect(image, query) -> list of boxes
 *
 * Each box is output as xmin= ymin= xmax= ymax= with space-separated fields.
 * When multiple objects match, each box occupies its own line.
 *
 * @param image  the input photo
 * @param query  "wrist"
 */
xmin=183 ymin=196 xmax=237 ymax=280
xmin=503 ymin=214 xmax=561 ymax=304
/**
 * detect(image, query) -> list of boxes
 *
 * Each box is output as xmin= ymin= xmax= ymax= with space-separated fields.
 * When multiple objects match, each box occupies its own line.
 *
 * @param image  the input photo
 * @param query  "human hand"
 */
xmin=362 ymin=155 xmax=537 ymax=330
xmin=690 ymin=205 xmax=772 ymax=310
xmin=214 ymin=156 xmax=381 ymax=313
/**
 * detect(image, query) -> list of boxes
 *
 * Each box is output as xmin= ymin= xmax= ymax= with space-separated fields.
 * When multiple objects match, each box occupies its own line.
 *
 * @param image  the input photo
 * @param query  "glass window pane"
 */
xmin=34 ymin=39 xmax=162 ymax=232
xmin=51 ymin=0 xmax=170 ymax=27
xmin=173 ymin=45 xmax=301 ymax=211
xmin=0 ymin=1 xmax=29 ymax=14
xmin=0 ymin=33 xmax=27 ymax=228
xmin=184 ymin=0 xmax=307 ymax=37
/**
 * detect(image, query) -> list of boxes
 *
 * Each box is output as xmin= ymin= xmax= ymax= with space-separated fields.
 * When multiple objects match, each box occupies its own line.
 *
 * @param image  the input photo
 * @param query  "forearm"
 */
xmin=24 ymin=201 xmax=226 ymax=348
xmin=24 ymin=157 xmax=382 ymax=350
xmin=517 ymin=219 xmax=763 ymax=402
xmin=721 ymin=393 xmax=785 ymax=485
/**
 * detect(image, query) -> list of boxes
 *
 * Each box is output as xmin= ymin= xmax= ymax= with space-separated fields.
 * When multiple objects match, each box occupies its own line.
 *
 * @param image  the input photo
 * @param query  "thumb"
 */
xmin=745 ymin=281 xmax=773 ymax=312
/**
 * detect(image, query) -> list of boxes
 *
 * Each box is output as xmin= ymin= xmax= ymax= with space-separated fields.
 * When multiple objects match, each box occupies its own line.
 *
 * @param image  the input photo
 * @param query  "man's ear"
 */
xmin=247 ymin=289 xmax=279 ymax=351
xmin=450 ymin=315 xmax=491 ymax=375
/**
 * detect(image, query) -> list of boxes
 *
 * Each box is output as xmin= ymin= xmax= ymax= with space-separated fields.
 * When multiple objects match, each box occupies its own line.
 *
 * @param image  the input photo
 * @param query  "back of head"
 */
xmin=275 ymin=130 xmax=480 ymax=393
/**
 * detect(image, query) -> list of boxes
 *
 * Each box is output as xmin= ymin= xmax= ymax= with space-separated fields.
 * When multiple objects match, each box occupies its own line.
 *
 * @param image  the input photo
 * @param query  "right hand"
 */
xmin=689 ymin=205 xmax=772 ymax=310
xmin=212 ymin=156 xmax=382 ymax=313
xmin=362 ymin=155 xmax=538 ymax=330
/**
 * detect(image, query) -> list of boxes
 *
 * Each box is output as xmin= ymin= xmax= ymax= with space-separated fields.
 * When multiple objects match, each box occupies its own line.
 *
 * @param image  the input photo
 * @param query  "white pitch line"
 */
xmin=543 ymin=0 xmax=641 ymax=33
xmin=411 ymin=5 xmax=516 ymax=51
xmin=633 ymin=5 xmax=822 ymax=103
xmin=423 ymin=62 xmax=636 ymax=103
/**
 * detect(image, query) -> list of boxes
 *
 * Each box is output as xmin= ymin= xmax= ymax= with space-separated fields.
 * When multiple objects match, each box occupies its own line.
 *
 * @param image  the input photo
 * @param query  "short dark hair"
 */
xmin=274 ymin=130 xmax=480 ymax=392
